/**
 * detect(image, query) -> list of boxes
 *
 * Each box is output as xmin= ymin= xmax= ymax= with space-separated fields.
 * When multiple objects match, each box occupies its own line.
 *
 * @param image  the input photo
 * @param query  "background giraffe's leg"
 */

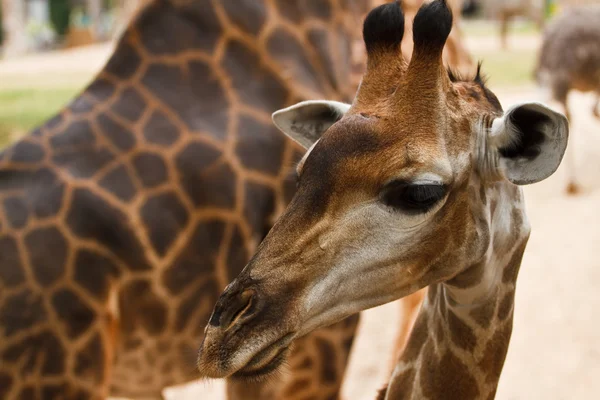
xmin=558 ymin=91 xmax=580 ymax=195
xmin=387 ymin=289 xmax=426 ymax=376
xmin=500 ymin=12 xmax=510 ymax=50
xmin=0 ymin=286 xmax=119 ymax=400
xmin=227 ymin=315 xmax=360 ymax=400
xmin=592 ymin=94 xmax=600 ymax=119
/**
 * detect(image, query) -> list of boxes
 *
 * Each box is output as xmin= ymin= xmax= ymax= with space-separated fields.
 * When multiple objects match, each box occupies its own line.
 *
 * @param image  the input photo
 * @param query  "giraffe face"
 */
xmin=197 ymin=0 xmax=568 ymax=380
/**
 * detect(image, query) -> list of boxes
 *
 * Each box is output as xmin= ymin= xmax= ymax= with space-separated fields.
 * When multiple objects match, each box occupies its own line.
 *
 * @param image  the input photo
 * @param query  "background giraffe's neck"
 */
xmin=385 ymin=185 xmax=531 ymax=400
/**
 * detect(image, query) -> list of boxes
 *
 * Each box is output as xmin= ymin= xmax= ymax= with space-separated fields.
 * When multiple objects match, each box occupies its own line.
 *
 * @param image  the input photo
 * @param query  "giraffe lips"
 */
xmin=231 ymin=333 xmax=295 ymax=379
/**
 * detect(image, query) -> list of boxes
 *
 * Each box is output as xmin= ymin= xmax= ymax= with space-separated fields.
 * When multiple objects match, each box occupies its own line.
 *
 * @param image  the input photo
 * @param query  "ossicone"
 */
xmin=412 ymin=0 xmax=453 ymax=52
xmin=363 ymin=1 xmax=404 ymax=55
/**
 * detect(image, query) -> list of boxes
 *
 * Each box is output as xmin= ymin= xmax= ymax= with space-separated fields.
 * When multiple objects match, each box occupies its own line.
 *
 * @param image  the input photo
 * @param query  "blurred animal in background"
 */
xmin=535 ymin=5 xmax=600 ymax=194
xmin=493 ymin=0 xmax=545 ymax=49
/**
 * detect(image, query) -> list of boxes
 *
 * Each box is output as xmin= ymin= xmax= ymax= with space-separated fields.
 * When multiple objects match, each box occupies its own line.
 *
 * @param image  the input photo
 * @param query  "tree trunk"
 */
xmin=1 ymin=0 xmax=27 ymax=57
xmin=87 ymin=0 xmax=102 ymax=40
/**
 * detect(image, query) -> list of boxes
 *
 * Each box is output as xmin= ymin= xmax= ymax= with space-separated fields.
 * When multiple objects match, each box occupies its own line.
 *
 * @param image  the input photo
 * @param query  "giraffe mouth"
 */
xmin=231 ymin=333 xmax=295 ymax=380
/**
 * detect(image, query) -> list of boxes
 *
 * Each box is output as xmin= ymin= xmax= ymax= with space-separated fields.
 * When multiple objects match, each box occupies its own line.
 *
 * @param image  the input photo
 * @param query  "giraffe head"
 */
xmin=197 ymin=0 xmax=568 ymax=380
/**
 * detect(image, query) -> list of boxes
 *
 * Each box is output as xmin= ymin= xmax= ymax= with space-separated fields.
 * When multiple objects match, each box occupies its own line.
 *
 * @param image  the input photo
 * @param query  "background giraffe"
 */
xmin=0 ymin=0 xmax=371 ymax=399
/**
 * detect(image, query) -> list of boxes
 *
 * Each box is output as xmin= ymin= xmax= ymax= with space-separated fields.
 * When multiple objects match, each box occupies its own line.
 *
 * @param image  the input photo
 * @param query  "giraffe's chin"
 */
xmin=231 ymin=333 xmax=295 ymax=381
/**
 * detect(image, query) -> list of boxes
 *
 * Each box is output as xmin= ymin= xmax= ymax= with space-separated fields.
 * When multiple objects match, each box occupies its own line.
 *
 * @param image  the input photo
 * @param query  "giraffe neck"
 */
xmin=386 ymin=186 xmax=530 ymax=400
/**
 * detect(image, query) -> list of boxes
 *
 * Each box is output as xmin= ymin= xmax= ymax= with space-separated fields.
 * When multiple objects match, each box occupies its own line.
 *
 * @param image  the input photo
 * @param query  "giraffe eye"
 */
xmin=381 ymin=181 xmax=446 ymax=213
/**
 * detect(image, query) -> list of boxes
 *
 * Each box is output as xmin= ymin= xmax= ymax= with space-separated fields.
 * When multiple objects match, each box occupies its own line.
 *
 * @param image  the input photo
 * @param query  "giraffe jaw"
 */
xmin=230 ymin=333 xmax=295 ymax=380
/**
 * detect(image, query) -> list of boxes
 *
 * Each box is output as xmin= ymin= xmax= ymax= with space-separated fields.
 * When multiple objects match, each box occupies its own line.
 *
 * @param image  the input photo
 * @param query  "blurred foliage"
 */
xmin=50 ymin=0 xmax=72 ymax=36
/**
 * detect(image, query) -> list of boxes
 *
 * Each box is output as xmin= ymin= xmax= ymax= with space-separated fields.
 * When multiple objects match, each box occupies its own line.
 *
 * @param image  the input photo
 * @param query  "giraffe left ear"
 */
xmin=272 ymin=100 xmax=351 ymax=149
xmin=490 ymin=102 xmax=569 ymax=185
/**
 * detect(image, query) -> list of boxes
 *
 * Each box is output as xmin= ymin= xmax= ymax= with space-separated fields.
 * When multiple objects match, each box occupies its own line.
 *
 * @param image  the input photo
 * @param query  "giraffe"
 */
xmin=0 ymin=0 xmax=373 ymax=399
xmin=197 ymin=3 xmax=568 ymax=400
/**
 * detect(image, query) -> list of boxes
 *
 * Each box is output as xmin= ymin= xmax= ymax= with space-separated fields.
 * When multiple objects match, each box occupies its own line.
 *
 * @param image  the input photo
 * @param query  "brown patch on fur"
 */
xmin=420 ymin=346 xmax=480 ymax=400
xmin=448 ymin=310 xmax=477 ymax=352
xmin=478 ymin=324 xmax=513 ymax=384
xmin=386 ymin=367 xmax=416 ymax=399
xmin=401 ymin=312 xmax=430 ymax=362
xmin=470 ymin=299 xmax=496 ymax=329
xmin=497 ymin=289 xmax=515 ymax=321
xmin=502 ymin=240 xmax=528 ymax=283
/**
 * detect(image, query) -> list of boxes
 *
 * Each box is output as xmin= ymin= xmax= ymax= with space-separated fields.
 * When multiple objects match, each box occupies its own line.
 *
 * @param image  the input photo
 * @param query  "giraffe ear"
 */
xmin=272 ymin=100 xmax=351 ymax=149
xmin=490 ymin=102 xmax=569 ymax=185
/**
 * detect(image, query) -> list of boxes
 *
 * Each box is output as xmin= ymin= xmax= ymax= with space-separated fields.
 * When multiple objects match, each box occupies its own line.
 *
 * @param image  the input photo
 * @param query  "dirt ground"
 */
xmin=1 ymin=29 xmax=598 ymax=400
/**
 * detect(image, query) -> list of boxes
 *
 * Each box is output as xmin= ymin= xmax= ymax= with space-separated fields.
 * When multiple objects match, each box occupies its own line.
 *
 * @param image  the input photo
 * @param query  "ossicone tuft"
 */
xmin=363 ymin=1 xmax=405 ymax=54
xmin=413 ymin=0 xmax=452 ymax=51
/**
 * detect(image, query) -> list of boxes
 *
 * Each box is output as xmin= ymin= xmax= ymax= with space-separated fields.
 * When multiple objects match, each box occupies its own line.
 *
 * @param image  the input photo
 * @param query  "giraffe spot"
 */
xmin=9 ymin=141 xmax=44 ymax=164
xmin=236 ymin=117 xmax=286 ymax=175
xmin=163 ymin=219 xmax=225 ymax=294
xmin=222 ymin=0 xmax=266 ymax=35
xmin=119 ymin=280 xmax=168 ymax=335
xmin=176 ymin=279 xmax=219 ymax=334
xmin=0 ymin=236 xmax=25 ymax=287
xmin=98 ymin=164 xmax=137 ymax=202
xmin=176 ymin=152 xmax=236 ymax=208
xmin=0 ymin=373 xmax=12 ymax=398
xmin=143 ymin=110 xmax=181 ymax=146
xmin=50 ymin=120 xmax=96 ymax=149
xmin=104 ymin=41 xmax=141 ymax=80
xmin=470 ymin=299 xmax=496 ymax=329
xmin=70 ymin=96 xmax=96 ymax=115
xmin=266 ymin=29 xmax=322 ymax=95
xmin=448 ymin=309 xmax=477 ymax=352
xmin=110 ymin=87 xmax=146 ymax=123
xmin=226 ymin=224 xmax=250 ymax=282
xmin=24 ymin=168 xmax=65 ymax=219
xmin=17 ymin=386 xmax=35 ymax=400
xmin=96 ymin=113 xmax=136 ymax=151
xmin=315 ymin=337 xmax=337 ymax=384
xmin=387 ymin=367 xmax=416 ymax=399
xmin=73 ymin=250 xmax=121 ymax=300
xmin=140 ymin=191 xmax=189 ymax=257
xmin=87 ymin=77 xmax=117 ymax=102
xmin=132 ymin=152 xmax=168 ymax=188
xmin=124 ymin=337 xmax=143 ymax=351
xmin=243 ymin=182 xmax=275 ymax=240
xmin=142 ymin=62 xmax=229 ymax=139
xmin=24 ymin=227 xmax=68 ymax=287
xmin=305 ymin=0 xmax=332 ymax=20
xmin=282 ymin=378 xmax=311 ymax=398
xmin=66 ymin=188 xmax=151 ymax=271
xmin=53 ymin=147 xmax=115 ymax=179
xmin=3 ymin=196 xmax=29 ymax=229
xmin=52 ymin=289 xmax=96 ymax=339
xmin=75 ymin=333 xmax=105 ymax=385
xmin=308 ymin=29 xmax=340 ymax=93
xmin=2 ymin=330 xmax=65 ymax=375
xmin=42 ymin=383 xmax=86 ymax=400
xmin=420 ymin=347 xmax=480 ymax=400
xmin=138 ymin=0 xmax=221 ymax=54
xmin=402 ymin=312 xmax=429 ymax=362
xmin=497 ymin=290 xmax=515 ymax=321
xmin=502 ymin=241 xmax=527 ymax=283
xmin=447 ymin=261 xmax=485 ymax=289
xmin=478 ymin=324 xmax=512 ymax=384
xmin=0 ymin=289 xmax=46 ymax=337
xmin=0 ymin=170 xmax=34 ymax=192
xmin=44 ymin=112 xmax=65 ymax=132
xmin=274 ymin=0 xmax=302 ymax=22
xmin=222 ymin=40 xmax=288 ymax=113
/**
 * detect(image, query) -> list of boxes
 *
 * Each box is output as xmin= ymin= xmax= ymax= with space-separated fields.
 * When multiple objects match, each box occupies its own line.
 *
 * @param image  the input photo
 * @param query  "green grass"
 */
xmin=462 ymin=19 xmax=540 ymax=37
xmin=473 ymin=48 xmax=537 ymax=88
xmin=0 ymin=87 xmax=79 ymax=148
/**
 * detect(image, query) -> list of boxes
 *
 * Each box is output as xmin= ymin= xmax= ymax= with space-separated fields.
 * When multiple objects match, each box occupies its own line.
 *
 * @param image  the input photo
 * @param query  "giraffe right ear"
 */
xmin=272 ymin=100 xmax=351 ymax=149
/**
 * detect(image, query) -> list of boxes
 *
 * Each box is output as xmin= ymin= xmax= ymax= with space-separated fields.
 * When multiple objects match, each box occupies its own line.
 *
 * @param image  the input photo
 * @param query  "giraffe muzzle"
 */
xmin=208 ymin=286 xmax=260 ymax=331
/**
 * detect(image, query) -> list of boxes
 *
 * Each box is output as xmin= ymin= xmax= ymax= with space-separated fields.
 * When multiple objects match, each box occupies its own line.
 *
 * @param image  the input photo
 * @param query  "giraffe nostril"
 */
xmin=210 ymin=289 xmax=258 ymax=330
